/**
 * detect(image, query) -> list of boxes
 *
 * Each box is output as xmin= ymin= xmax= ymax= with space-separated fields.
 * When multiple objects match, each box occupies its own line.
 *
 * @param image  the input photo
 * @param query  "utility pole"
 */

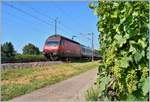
xmin=91 ymin=32 xmax=94 ymax=62
xmin=89 ymin=33 xmax=94 ymax=62
xmin=54 ymin=17 xmax=58 ymax=35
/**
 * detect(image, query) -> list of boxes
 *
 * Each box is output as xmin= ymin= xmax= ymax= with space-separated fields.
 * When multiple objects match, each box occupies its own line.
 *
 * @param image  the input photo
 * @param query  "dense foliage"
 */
xmin=90 ymin=1 xmax=149 ymax=101
xmin=1 ymin=42 xmax=46 ymax=63
xmin=2 ymin=54 xmax=47 ymax=63
xmin=1 ymin=42 xmax=16 ymax=60
xmin=23 ymin=43 xmax=40 ymax=55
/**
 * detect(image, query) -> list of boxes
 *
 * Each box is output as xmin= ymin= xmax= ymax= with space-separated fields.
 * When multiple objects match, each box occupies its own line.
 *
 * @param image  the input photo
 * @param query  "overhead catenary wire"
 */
xmin=24 ymin=5 xmax=55 ymax=22
xmin=4 ymin=2 xmax=93 ymax=46
xmin=24 ymin=4 xmax=76 ymax=36
xmin=3 ymin=2 xmax=53 ymax=26
xmin=4 ymin=2 xmax=66 ymax=35
xmin=23 ymin=3 xmax=88 ymax=41
xmin=4 ymin=11 xmax=48 ymax=34
xmin=53 ymin=2 xmax=83 ymax=27
xmin=54 ymin=6 xmax=93 ymax=42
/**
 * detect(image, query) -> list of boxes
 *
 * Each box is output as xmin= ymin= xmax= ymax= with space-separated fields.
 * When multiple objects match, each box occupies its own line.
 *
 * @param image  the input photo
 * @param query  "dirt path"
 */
xmin=10 ymin=68 xmax=97 ymax=102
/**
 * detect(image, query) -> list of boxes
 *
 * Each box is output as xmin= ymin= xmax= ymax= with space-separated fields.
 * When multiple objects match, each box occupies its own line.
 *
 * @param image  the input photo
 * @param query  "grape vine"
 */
xmin=90 ymin=1 xmax=149 ymax=101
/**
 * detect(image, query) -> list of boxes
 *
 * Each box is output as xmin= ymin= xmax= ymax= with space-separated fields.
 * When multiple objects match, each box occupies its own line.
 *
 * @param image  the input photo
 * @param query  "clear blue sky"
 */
xmin=2 ymin=1 xmax=99 ymax=53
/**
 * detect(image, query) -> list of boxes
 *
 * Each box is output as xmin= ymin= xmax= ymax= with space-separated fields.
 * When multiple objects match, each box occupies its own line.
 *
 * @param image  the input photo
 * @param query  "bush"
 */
xmin=1 ymin=56 xmax=15 ymax=63
xmin=90 ymin=1 xmax=149 ymax=101
xmin=15 ymin=54 xmax=47 ymax=62
xmin=2 ymin=54 xmax=48 ymax=63
xmin=85 ymin=86 xmax=100 ymax=101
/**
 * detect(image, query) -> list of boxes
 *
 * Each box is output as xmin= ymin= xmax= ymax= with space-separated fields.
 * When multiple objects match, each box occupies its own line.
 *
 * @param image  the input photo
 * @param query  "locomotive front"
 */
xmin=43 ymin=36 xmax=61 ymax=60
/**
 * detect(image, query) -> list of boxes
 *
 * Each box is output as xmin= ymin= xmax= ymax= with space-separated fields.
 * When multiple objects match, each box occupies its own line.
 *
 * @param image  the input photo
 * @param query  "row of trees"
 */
xmin=1 ymin=42 xmax=43 ymax=62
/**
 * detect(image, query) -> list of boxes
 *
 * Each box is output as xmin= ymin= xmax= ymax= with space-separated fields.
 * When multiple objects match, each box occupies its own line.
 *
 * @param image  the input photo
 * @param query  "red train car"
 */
xmin=43 ymin=35 xmax=81 ymax=60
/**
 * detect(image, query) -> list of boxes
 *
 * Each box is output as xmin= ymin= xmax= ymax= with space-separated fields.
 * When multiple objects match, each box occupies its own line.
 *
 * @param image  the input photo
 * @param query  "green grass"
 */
xmin=85 ymin=86 xmax=100 ymax=101
xmin=1 ymin=61 xmax=99 ymax=101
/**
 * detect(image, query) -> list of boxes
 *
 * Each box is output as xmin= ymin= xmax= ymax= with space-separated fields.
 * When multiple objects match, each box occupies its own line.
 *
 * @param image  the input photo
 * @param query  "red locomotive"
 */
xmin=43 ymin=34 xmax=100 ymax=61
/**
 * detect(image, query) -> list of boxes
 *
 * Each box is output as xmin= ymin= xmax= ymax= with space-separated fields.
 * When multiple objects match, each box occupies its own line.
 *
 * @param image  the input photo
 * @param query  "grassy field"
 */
xmin=1 ymin=61 xmax=99 ymax=101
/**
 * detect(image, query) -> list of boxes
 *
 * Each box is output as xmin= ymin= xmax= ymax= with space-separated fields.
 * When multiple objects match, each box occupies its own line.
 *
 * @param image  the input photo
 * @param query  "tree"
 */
xmin=22 ymin=43 xmax=40 ymax=55
xmin=1 ymin=42 xmax=16 ymax=58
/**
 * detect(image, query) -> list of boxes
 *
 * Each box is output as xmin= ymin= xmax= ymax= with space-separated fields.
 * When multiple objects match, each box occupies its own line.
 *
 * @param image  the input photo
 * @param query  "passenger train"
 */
xmin=43 ymin=34 xmax=100 ymax=61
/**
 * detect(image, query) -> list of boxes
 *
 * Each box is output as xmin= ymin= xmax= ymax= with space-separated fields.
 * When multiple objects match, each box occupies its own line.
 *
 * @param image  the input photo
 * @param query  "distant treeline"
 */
xmin=1 ymin=42 xmax=48 ymax=63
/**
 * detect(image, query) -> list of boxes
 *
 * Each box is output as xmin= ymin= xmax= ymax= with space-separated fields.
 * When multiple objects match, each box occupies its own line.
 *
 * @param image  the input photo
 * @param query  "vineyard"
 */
xmin=90 ymin=1 xmax=149 ymax=101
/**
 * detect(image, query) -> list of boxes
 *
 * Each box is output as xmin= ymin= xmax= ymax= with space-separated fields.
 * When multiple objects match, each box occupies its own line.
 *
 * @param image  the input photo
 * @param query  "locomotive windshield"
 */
xmin=45 ymin=41 xmax=59 ymax=46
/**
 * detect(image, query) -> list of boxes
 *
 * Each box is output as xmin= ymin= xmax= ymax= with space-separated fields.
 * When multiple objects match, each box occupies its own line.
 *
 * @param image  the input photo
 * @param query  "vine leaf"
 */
xmin=120 ymin=17 xmax=126 ymax=24
xmin=94 ymin=8 xmax=98 ymax=15
xmin=120 ymin=56 xmax=130 ymax=68
xmin=132 ymin=11 xmax=138 ymax=16
xmin=127 ymin=94 xmax=137 ymax=101
xmin=134 ymin=51 xmax=142 ymax=63
xmin=142 ymin=77 xmax=149 ymax=96
xmin=138 ymin=39 xmax=146 ymax=48
xmin=114 ymin=35 xmax=126 ymax=47
xmin=111 ymin=11 xmax=118 ymax=18
xmin=100 ymin=76 xmax=111 ymax=91
xmin=89 ymin=3 xmax=95 ymax=9
xmin=147 ymin=47 xmax=149 ymax=60
xmin=129 ymin=45 xmax=136 ymax=53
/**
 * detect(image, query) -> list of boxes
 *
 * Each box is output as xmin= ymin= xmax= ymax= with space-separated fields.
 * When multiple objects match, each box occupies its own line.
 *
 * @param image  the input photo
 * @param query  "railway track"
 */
xmin=1 ymin=61 xmax=63 ymax=70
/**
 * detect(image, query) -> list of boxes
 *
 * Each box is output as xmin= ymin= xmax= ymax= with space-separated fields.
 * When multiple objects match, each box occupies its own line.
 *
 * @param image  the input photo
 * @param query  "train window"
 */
xmin=60 ymin=41 xmax=64 ymax=46
xmin=82 ymin=48 xmax=85 ymax=52
xmin=46 ymin=41 xmax=59 ymax=46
